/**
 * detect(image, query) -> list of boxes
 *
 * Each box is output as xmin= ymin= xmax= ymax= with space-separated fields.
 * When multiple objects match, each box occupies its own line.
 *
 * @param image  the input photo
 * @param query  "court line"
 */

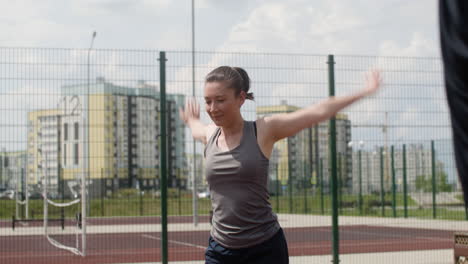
xmin=141 ymin=234 xmax=206 ymax=250
xmin=340 ymin=229 xmax=453 ymax=242
xmin=290 ymin=226 xmax=453 ymax=243
xmin=288 ymin=239 xmax=451 ymax=250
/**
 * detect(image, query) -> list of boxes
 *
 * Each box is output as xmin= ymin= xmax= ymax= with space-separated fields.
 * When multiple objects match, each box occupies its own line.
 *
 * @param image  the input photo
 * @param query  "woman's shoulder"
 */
xmin=205 ymin=123 xmax=219 ymax=143
xmin=253 ymin=116 xmax=268 ymax=131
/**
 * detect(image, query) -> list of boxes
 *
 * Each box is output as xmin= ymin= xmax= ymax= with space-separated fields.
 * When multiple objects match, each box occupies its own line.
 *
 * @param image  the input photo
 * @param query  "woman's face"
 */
xmin=204 ymin=81 xmax=245 ymax=126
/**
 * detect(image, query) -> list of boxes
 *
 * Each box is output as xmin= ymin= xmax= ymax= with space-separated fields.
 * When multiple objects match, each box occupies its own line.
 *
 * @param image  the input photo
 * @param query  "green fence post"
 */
xmin=101 ymin=168 xmax=105 ymax=217
xmin=23 ymin=168 xmax=29 ymax=219
xmin=159 ymin=51 xmax=168 ymax=264
xmin=431 ymin=140 xmax=436 ymax=219
xmin=276 ymin=163 xmax=280 ymax=212
xmin=304 ymin=164 xmax=308 ymax=214
xmin=139 ymin=181 xmax=144 ymax=216
xmin=178 ymin=184 xmax=182 ymax=216
xmin=465 ymin=206 xmax=468 ymax=221
xmin=288 ymin=138 xmax=293 ymax=214
xmin=315 ymin=125 xmax=321 ymax=214
xmin=403 ymin=144 xmax=408 ymax=218
xmin=328 ymin=54 xmax=339 ymax=264
xmin=391 ymin=146 xmax=397 ymax=218
xmin=60 ymin=166 xmax=64 ymax=215
xmin=304 ymin=129 xmax=310 ymax=214
xmin=320 ymin=158 xmax=324 ymax=215
xmin=306 ymin=127 xmax=314 ymax=214
xmin=380 ymin=147 xmax=385 ymax=217
xmin=338 ymin=153 xmax=342 ymax=214
xmin=358 ymin=149 xmax=363 ymax=215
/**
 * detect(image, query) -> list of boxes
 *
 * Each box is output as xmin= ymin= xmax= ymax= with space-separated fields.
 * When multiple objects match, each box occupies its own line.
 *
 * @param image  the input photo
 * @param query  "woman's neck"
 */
xmin=220 ymin=117 xmax=244 ymax=137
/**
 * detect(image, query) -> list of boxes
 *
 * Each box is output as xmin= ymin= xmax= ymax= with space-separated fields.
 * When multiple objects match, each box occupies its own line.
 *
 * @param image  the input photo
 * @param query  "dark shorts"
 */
xmin=205 ymin=228 xmax=289 ymax=264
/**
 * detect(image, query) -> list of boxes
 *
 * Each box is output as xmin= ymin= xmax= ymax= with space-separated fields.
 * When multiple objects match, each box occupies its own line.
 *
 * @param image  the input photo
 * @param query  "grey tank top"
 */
xmin=204 ymin=120 xmax=280 ymax=249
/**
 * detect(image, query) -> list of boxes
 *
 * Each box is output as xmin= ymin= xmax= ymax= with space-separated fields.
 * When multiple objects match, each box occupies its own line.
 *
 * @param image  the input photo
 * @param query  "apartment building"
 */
xmin=28 ymin=78 xmax=186 ymax=198
xmin=257 ymin=100 xmax=351 ymax=194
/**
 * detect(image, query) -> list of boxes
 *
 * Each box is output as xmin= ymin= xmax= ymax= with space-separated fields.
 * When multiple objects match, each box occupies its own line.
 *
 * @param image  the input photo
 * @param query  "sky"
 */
xmin=0 ymin=0 xmax=445 ymax=139
xmin=0 ymin=0 xmax=457 ymax=183
xmin=0 ymin=0 xmax=440 ymax=56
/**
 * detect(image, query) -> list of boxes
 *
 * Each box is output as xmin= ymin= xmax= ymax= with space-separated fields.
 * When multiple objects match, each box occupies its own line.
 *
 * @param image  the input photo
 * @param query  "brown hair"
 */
xmin=205 ymin=66 xmax=254 ymax=100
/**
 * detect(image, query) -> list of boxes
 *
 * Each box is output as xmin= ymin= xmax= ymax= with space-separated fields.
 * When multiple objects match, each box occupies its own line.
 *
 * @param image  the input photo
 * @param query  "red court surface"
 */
xmin=0 ymin=216 xmax=454 ymax=264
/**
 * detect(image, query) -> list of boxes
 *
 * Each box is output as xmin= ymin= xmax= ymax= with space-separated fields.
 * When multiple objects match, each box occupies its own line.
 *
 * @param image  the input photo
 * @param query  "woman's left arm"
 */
xmin=260 ymin=70 xmax=382 ymax=143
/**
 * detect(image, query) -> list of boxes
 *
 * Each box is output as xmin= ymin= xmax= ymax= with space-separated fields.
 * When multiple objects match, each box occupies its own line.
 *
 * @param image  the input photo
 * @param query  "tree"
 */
xmin=415 ymin=175 xmax=432 ymax=192
xmin=415 ymin=171 xmax=453 ymax=193
xmin=437 ymin=171 xmax=452 ymax=192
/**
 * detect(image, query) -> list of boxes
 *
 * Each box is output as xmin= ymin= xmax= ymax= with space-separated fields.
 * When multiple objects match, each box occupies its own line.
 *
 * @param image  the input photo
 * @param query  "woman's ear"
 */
xmin=238 ymin=90 xmax=247 ymax=106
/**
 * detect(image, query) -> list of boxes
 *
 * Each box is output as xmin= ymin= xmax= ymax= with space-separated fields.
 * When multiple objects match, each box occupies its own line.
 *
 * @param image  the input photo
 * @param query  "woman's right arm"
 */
xmin=179 ymin=98 xmax=213 ymax=145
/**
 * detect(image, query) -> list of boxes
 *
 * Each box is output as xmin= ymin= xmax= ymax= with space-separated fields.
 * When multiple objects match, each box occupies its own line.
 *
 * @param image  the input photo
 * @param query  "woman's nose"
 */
xmin=208 ymin=102 xmax=216 ymax=112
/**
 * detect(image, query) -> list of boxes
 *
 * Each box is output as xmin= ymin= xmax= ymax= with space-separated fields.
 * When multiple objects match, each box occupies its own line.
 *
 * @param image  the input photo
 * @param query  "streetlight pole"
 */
xmin=82 ymin=30 xmax=96 ymax=257
xmin=191 ymin=0 xmax=198 ymax=227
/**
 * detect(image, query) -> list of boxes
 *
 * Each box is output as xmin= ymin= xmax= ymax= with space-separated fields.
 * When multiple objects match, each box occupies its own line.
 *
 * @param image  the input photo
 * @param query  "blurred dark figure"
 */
xmin=439 ymin=1 xmax=468 ymax=205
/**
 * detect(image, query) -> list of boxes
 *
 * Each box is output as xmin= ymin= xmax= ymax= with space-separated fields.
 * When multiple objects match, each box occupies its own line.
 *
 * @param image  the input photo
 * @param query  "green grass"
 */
xmin=1 ymin=193 xmax=466 ymax=221
xmin=270 ymin=193 xmax=417 ymax=214
xmin=0 ymin=197 xmax=212 ymax=219
xmin=456 ymin=194 xmax=465 ymax=203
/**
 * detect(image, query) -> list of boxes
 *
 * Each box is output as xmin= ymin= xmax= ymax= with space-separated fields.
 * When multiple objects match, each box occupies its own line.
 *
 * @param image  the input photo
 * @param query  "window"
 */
xmin=74 ymin=122 xmax=79 ymax=140
xmin=73 ymin=143 xmax=79 ymax=165
xmin=64 ymin=123 xmax=68 ymax=141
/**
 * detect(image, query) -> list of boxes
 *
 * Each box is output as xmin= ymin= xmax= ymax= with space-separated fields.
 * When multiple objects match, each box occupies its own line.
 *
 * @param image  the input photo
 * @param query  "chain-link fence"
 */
xmin=0 ymin=48 xmax=462 ymax=263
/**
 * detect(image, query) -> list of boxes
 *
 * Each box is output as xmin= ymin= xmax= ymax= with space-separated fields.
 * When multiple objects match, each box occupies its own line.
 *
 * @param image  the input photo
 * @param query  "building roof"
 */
xmin=28 ymin=109 xmax=61 ymax=119
xmin=256 ymin=102 xmax=349 ymax=120
xmin=61 ymin=78 xmax=185 ymax=101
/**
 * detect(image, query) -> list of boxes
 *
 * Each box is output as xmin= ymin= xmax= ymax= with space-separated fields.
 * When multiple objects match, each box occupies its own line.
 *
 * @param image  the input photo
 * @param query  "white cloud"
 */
xmin=218 ymin=1 xmax=306 ymax=52
xmin=70 ymin=0 xmax=170 ymax=16
xmin=195 ymin=0 xmax=249 ymax=10
xmin=0 ymin=0 xmax=440 ymax=54
xmin=0 ymin=0 xmax=177 ymax=49
xmin=0 ymin=0 xmax=52 ymax=21
xmin=214 ymin=0 xmax=438 ymax=56
xmin=307 ymin=2 xmax=364 ymax=37
xmin=379 ymin=32 xmax=439 ymax=57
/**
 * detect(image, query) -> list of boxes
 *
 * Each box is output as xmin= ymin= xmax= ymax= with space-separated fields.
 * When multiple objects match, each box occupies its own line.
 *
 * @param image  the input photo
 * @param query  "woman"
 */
xmin=180 ymin=66 xmax=381 ymax=264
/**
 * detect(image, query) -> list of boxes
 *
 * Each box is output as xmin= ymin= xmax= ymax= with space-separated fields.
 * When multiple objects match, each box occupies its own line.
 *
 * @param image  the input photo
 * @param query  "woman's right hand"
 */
xmin=179 ymin=97 xmax=212 ymax=144
xmin=363 ymin=69 xmax=382 ymax=96
xmin=179 ymin=97 xmax=200 ymax=125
